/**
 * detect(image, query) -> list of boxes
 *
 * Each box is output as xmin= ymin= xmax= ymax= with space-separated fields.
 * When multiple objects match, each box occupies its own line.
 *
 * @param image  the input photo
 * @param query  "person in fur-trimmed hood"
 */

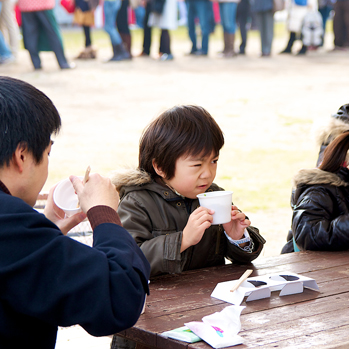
xmin=110 ymin=106 xmax=266 ymax=278
xmin=282 ymin=131 xmax=349 ymax=253
xmin=315 ymin=103 xmax=349 ymax=166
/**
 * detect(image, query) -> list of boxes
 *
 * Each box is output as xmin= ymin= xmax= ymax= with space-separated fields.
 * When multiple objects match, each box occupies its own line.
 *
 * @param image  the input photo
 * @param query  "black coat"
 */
xmin=282 ymin=167 xmax=349 ymax=253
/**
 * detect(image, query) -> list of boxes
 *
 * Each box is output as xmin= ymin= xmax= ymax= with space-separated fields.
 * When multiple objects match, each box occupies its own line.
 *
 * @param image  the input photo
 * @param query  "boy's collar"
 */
xmin=156 ymin=177 xmax=186 ymax=198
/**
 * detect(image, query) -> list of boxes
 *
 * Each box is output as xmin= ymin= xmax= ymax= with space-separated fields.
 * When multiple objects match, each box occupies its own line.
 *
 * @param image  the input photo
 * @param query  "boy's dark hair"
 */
xmin=0 ymin=77 xmax=61 ymax=167
xmin=319 ymin=131 xmax=349 ymax=173
xmin=139 ymin=105 xmax=224 ymax=179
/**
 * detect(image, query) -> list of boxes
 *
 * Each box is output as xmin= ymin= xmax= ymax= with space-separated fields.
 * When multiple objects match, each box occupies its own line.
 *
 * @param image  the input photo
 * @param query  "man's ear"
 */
xmin=152 ymin=159 xmax=166 ymax=179
xmin=12 ymin=143 xmax=28 ymax=173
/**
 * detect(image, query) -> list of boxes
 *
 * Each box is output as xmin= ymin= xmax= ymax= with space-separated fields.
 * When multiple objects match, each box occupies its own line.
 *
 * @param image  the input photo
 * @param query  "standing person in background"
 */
xmin=236 ymin=0 xmax=251 ymax=54
xmin=217 ymin=0 xmax=240 ymax=57
xmin=178 ymin=0 xmax=188 ymax=25
xmin=0 ymin=2 xmax=14 ymax=64
xmin=138 ymin=0 xmax=152 ymax=56
xmin=186 ymin=0 xmax=211 ymax=55
xmin=0 ymin=0 xmax=20 ymax=60
xmin=332 ymin=0 xmax=349 ymax=51
xmin=318 ymin=0 xmax=334 ymax=46
xmin=0 ymin=28 xmax=13 ymax=64
xmin=133 ymin=1 xmax=145 ymax=28
xmin=117 ymin=0 xmax=132 ymax=57
xmin=250 ymin=0 xmax=274 ymax=57
xmin=279 ymin=0 xmax=318 ymax=55
xmin=17 ymin=0 xmax=74 ymax=70
xmin=74 ymin=0 xmax=99 ymax=59
xmin=148 ymin=0 xmax=177 ymax=60
xmin=137 ymin=0 xmax=169 ymax=58
xmin=104 ymin=0 xmax=131 ymax=61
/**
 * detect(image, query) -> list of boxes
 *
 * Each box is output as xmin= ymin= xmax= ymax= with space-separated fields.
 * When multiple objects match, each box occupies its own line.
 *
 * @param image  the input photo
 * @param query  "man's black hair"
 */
xmin=0 ymin=77 xmax=61 ymax=167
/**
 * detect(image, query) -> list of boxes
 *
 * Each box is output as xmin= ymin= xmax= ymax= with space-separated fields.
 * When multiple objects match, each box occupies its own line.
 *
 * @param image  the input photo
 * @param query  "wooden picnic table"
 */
xmin=118 ymin=250 xmax=349 ymax=348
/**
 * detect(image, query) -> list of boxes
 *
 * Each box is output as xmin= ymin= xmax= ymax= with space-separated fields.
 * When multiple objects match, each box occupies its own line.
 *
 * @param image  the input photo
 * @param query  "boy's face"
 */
xmin=164 ymin=151 xmax=218 ymax=199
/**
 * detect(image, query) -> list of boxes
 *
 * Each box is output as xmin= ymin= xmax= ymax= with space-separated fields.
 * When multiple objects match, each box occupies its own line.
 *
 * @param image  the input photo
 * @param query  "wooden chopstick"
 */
xmin=83 ymin=165 xmax=91 ymax=184
xmin=76 ymin=166 xmax=91 ymax=208
xmin=230 ymin=269 xmax=253 ymax=292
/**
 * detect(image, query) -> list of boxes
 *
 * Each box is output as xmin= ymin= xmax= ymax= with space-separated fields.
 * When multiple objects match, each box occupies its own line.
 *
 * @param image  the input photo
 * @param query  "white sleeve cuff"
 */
xmin=224 ymin=229 xmax=250 ymax=245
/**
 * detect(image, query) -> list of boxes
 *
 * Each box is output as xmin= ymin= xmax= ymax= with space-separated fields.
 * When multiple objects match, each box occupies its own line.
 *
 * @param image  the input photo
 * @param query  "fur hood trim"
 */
xmin=110 ymin=168 xmax=152 ymax=192
xmin=293 ymin=168 xmax=349 ymax=188
xmin=315 ymin=117 xmax=349 ymax=147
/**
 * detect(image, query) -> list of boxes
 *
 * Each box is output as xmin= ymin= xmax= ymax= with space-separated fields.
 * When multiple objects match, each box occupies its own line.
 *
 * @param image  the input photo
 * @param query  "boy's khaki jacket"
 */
xmin=111 ymin=169 xmax=266 ymax=277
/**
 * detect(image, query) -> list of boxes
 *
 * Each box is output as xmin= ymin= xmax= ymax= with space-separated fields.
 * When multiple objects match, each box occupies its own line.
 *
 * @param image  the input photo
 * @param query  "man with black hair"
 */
xmin=0 ymin=77 xmax=150 ymax=348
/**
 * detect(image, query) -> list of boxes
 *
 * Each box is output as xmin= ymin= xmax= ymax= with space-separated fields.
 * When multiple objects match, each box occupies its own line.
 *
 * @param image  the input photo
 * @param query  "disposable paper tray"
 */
xmin=211 ymin=272 xmax=319 ymax=305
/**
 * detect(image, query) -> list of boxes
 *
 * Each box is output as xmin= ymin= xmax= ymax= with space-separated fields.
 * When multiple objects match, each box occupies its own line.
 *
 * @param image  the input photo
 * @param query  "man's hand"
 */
xmin=70 ymin=173 xmax=119 ymax=213
xmin=44 ymin=185 xmax=86 ymax=235
xmin=181 ymin=207 xmax=213 ymax=252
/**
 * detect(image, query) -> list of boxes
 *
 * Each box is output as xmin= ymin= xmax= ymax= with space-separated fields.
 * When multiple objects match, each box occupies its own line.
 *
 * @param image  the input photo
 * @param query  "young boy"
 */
xmin=111 ymin=105 xmax=266 ymax=277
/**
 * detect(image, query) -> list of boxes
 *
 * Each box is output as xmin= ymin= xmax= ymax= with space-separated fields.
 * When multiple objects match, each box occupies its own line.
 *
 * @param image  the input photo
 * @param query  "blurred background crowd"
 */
xmin=0 ymin=0 xmax=347 ymax=68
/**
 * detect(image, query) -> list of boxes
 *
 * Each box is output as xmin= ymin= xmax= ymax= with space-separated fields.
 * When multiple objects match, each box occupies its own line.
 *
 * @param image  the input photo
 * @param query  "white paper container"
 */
xmin=53 ymin=176 xmax=83 ymax=217
xmin=197 ymin=191 xmax=233 ymax=225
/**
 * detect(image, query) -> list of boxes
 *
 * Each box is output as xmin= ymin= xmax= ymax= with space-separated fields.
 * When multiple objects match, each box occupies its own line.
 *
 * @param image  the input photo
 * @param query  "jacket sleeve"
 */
xmin=1 ymin=205 xmax=150 ymax=337
xmin=292 ymin=187 xmax=349 ymax=251
xmin=118 ymin=193 xmax=186 ymax=276
xmin=225 ymin=226 xmax=266 ymax=264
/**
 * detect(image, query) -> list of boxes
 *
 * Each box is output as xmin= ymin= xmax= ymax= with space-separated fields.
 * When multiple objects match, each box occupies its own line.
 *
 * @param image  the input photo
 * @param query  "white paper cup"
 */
xmin=197 ymin=191 xmax=233 ymax=225
xmin=53 ymin=177 xmax=83 ymax=217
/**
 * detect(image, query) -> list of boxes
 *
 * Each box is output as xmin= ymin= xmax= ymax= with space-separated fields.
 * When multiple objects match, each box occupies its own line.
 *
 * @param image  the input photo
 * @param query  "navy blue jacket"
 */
xmin=0 ymin=187 xmax=150 ymax=348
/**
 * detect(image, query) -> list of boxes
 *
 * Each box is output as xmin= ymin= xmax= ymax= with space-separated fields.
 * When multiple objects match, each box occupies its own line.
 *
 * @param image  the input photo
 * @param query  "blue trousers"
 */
xmin=187 ymin=0 xmax=211 ymax=54
xmin=104 ymin=0 xmax=123 ymax=46
xmin=219 ymin=2 xmax=238 ymax=34
xmin=255 ymin=10 xmax=274 ymax=55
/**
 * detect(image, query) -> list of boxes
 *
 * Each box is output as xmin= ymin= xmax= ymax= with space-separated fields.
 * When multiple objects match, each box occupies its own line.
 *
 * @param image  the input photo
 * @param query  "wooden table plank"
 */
xmin=254 ymin=324 xmax=349 ymax=349
xmin=241 ymin=293 xmax=349 ymax=331
xmin=240 ymin=306 xmax=349 ymax=348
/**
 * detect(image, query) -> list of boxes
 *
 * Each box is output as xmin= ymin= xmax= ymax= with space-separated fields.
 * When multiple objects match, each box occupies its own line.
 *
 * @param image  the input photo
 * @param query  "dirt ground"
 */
xmin=2 ymin=28 xmax=349 ymax=260
xmin=2 ymin=25 xmax=349 ymax=348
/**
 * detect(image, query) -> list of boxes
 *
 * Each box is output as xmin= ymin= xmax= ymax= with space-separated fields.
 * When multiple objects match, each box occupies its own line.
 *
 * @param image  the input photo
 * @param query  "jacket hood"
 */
xmin=110 ymin=168 xmax=152 ymax=192
xmin=292 ymin=168 xmax=349 ymax=189
xmin=315 ymin=117 xmax=349 ymax=147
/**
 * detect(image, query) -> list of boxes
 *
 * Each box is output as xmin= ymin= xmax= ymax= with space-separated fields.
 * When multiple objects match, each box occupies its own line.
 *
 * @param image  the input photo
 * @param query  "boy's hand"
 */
xmin=223 ymin=205 xmax=251 ymax=241
xmin=181 ymin=207 xmax=214 ymax=252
